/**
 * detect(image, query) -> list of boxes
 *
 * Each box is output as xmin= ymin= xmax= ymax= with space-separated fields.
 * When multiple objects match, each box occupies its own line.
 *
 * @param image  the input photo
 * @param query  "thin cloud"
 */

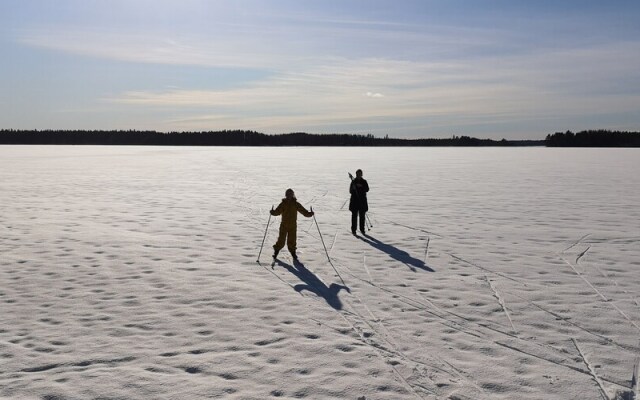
xmin=18 ymin=29 xmax=321 ymax=70
xmin=104 ymin=50 xmax=640 ymax=134
xmin=366 ymin=92 xmax=384 ymax=98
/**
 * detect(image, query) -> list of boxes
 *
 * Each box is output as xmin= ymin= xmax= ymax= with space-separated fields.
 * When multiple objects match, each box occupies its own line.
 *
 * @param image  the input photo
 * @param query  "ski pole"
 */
xmin=348 ymin=172 xmax=373 ymax=231
xmin=256 ymin=206 xmax=273 ymax=262
xmin=311 ymin=207 xmax=347 ymax=287
xmin=311 ymin=207 xmax=331 ymax=263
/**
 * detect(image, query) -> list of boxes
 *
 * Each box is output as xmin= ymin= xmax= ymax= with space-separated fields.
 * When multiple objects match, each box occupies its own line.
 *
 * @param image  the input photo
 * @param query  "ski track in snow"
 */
xmin=560 ymin=257 xmax=640 ymax=334
xmin=485 ymin=276 xmax=517 ymax=335
xmin=332 ymin=256 xmax=634 ymax=392
xmin=1 ymin=146 xmax=639 ymax=400
xmin=572 ymin=338 xmax=610 ymax=400
xmin=362 ymin=252 xmax=374 ymax=284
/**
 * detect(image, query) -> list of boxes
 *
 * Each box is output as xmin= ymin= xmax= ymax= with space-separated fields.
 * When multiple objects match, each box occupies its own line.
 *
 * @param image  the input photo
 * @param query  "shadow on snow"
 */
xmin=358 ymin=234 xmax=434 ymax=272
xmin=274 ymin=259 xmax=348 ymax=310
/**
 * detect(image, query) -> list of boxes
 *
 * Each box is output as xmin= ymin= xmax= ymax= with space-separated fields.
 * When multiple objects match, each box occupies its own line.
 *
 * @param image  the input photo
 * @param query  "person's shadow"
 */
xmin=358 ymin=234 xmax=434 ymax=272
xmin=274 ymin=259 xmax=349 ymax=310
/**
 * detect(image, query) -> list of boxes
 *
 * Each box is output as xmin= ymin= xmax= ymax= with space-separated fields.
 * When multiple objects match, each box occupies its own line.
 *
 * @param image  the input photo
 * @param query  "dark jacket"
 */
xmin=271 ymin=197 xmax=313 ymax=228
xmin=349 ymin=177 xmax=369 ymax=212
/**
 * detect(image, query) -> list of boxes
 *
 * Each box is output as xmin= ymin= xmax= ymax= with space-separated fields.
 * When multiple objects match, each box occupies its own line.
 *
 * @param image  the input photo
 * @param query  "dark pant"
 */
xmin=274 ymin=224 xmax=297 ymax=254
xmin=351 ymin=210 xmax=366 ymax=233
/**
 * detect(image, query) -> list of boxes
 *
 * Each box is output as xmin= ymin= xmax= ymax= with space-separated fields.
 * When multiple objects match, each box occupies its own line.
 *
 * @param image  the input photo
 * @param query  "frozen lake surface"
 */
xmin=1 ymin=146 xmax=639 ymax=399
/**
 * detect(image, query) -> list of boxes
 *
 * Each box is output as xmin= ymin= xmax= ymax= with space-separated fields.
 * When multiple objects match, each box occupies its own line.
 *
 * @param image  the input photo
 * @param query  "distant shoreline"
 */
xmin=0 ymin=129 xmax=543 ymax=147
xmin=1 ymin=129 xmax=638 ymax=147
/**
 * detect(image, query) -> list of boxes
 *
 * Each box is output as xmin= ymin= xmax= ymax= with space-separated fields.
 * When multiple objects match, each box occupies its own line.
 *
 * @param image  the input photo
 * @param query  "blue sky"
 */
xmin=1 ymin=0 xmax=639 ymax=139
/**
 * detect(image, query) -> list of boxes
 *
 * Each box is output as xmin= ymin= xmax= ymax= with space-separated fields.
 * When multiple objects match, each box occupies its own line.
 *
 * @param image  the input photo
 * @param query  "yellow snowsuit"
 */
xmin=271 ymin=197 xmax=313 ymax=254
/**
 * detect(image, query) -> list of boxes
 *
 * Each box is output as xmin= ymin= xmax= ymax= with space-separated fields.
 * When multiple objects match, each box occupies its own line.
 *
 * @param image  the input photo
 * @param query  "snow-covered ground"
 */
xmin=1 ymin=145 xmax=639 ymax=400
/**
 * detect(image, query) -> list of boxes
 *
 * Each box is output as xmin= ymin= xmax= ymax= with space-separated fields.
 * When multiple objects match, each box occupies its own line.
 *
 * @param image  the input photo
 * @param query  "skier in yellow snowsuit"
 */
xmin=271 ymin=188 xmax=314 ymax=260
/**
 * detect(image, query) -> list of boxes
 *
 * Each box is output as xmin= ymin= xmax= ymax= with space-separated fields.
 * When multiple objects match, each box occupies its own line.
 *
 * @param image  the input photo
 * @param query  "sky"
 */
xmin=1 ymin=0 xmax=640 ymax=139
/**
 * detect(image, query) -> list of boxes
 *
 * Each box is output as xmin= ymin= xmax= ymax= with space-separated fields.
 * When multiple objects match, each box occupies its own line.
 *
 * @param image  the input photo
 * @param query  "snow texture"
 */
xmin=1 ymin=146 xmax=639 ymax=400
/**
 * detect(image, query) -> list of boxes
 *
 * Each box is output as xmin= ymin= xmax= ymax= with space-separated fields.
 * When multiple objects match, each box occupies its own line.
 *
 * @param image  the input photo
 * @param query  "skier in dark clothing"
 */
xmin=349 ymin=169 xmax=369 ymax=235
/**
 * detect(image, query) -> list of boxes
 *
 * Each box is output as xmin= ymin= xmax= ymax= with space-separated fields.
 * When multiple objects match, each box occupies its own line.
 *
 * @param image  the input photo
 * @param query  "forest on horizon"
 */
xmin=0 ymin=129 xmax=638 ymax=147
xmin=545 ymin=130 xmax=640 ymax=147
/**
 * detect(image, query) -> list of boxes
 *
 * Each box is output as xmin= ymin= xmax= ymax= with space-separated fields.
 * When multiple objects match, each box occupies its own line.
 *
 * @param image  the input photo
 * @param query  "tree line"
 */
xmin=3 ymin=129 xmax=638 ymax=146
xmin=545 ymin=130 xmax=640 ymax=147
xmin=0 ymin=129 xmax=543 ymax=146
